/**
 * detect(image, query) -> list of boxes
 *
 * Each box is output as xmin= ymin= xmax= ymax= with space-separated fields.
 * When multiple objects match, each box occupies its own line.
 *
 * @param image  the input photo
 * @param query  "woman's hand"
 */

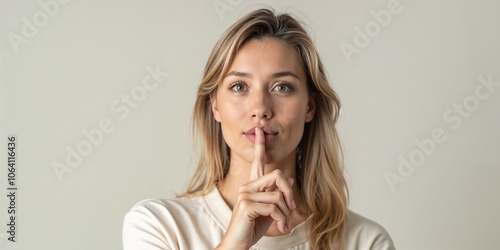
xmin=216 ymin=127 xmax=296 ymax=250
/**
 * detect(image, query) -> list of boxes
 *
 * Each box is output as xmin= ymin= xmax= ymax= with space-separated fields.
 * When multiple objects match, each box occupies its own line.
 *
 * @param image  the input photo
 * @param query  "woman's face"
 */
xmin=211 ymin=37 xmax=315 ymax=166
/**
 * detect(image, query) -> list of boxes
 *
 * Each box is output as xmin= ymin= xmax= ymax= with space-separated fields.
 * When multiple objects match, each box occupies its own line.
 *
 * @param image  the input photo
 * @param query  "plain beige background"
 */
xmin=1 ymin=0 xmax=499 ymax=249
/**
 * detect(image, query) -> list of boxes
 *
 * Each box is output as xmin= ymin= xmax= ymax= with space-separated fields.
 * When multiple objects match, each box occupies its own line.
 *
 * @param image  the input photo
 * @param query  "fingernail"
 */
xmin=286 ymin=221 xmax=291 ymax=232
xmin=291 ymin=199 xmax=296 ymax=209
xmin=287 ymin=177 xmax=294 ymax=186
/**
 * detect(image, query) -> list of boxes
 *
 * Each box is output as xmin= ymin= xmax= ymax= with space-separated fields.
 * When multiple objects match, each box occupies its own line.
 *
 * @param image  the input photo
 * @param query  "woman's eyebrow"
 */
xmin=224 ymin=71 xmax=299 ymax=79
xmin=225 ymin=71 xmax=251 ymax=78
xmin=271 ymin=71 xmax=299 ymax=80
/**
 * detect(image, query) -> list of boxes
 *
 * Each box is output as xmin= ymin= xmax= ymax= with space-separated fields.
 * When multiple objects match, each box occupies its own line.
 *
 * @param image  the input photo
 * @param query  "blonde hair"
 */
xmin=180 ymin=8 xmax=348 ymax=250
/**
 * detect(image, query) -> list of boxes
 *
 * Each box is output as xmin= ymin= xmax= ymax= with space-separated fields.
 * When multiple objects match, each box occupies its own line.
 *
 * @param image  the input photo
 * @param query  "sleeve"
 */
xmin=344 ymin=211 xmax=396 ymax=250
xmin=367 ymin=226 xmax=396 ymax=250
xmin=122 ymin=206 xmax=172 ymax=250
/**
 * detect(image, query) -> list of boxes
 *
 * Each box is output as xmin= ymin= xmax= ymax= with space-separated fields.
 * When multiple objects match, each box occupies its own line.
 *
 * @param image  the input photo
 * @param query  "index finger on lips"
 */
xmin=249 ymin=127 xmax=265 ymax=182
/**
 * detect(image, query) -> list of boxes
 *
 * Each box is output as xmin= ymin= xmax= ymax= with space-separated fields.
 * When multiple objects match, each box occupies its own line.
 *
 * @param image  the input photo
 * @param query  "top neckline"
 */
xmin=201 ymin=187 xmax=311 ymax=248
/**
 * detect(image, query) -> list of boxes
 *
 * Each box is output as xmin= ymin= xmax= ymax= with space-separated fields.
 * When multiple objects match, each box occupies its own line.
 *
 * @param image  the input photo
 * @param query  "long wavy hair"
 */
xmin=179 ymin=8 xmax=348 ymax=250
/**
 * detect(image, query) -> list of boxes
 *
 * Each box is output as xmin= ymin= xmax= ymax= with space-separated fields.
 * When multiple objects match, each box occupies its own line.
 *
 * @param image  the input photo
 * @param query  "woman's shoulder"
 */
xmin=344 ymin=210 xmax=396 ymax=250
xmin=123 ymin=190 xmax=227 ymax=249
xmin=345 ymin=210 xmax=389 ymax=232
xmin=129 ymin=195 xmax=203 ymax=213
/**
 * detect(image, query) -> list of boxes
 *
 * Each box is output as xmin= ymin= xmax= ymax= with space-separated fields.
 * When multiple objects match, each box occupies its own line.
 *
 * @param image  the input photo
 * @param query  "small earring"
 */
xmin=296 ymin=147 xmax=303 ymax=188
xmin=296 ymin=147 xmax=302 ymax=170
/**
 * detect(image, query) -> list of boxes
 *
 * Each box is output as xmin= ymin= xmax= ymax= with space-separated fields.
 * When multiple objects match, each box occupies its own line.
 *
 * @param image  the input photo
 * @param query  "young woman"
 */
xmin=123 ymin=8 xmax=395 ymax=250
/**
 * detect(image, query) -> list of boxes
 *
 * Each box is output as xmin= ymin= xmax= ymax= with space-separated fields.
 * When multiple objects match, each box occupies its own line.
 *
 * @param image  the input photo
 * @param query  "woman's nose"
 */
xmin=250 ymin=89 xmax=273 ymax=120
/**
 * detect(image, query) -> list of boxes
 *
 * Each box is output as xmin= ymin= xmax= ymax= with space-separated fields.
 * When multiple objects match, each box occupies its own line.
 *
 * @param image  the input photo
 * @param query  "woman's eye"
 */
xmin=229 ymin=82 xmax=246 ymax=92
xmin=272 ymin=83 xmax=292 ymax=92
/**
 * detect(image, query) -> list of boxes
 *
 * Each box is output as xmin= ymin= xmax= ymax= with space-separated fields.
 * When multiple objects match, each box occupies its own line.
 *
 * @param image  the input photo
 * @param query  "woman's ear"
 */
xmin=305 ymin=97 xmax=315 ymax=123
xmin=210 ymin=91 xmax=221 ymax=122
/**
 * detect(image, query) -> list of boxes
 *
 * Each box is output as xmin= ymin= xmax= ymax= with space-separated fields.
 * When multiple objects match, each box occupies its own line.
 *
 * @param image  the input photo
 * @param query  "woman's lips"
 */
xmin=244 ymin=126 xmax=278 ymax=144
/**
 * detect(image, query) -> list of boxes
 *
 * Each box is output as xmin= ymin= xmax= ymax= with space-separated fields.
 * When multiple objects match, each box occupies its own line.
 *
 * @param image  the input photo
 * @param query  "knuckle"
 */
xmin=236 ymin=193 xmax=246 ymax=202
xmin=238 ymin=200 xmax=251 ymax=210
xmin=238 ymin=186 xmax=247 ymax=194
xmin=269 ymin=205 xmax=279 ymax=214
xmin=273 ymin=169 xmax=283 ymax=175
xmin=273 ymin=191 xmax=283 ymax=200
xmin=272 ymin=169 xmax=283 ymax=177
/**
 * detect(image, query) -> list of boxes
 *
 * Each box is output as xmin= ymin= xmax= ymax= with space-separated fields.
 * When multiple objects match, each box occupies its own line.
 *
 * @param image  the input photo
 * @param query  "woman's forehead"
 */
xmin=227 ymin=37 xmax=305 ymax=80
